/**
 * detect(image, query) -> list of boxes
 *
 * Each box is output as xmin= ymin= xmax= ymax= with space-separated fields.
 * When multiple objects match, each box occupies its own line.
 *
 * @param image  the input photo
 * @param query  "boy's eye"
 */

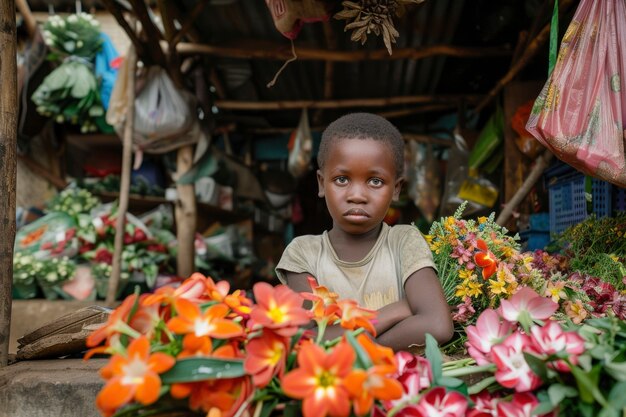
xmin=369 ymin=178 xmax=384 ymax=187
xmin=334 ymin=176 xmax=349 ymax=185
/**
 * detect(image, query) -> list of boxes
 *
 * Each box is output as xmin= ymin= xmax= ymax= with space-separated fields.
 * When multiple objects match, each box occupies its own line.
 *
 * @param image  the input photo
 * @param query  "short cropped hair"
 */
xmin=318 ymin=113 xmax=404 ymax=177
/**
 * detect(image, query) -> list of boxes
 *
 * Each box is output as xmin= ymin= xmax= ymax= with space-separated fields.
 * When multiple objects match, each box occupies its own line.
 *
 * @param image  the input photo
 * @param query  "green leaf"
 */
xmin=259 ymin=399 xmax=280 ymax=417
xmin=345 ymin=331 xmax=373 ymax=370
xmin=532 ymin=401 xmax=556 ymax=416
xmin=425 ymin=333 xmax=443 ymax=384
xmin=283 ymin=401 xmax=303 ymax=417
xmin=548 ymin=383 xmax=578 ymax=405
xmin=160 ymin=357 xmax=245 ymax=384
xmin=523 ymin=352 xmax=548 ymax=381
xmin=438 ymin=376 xmax=468 ymax=396
xmin=608 ymin=381 xmax=626 ymax=411
xmin=597 ymin=406 xmax=619 ymax=417
xmin=605 ymin=361 xmax=626 ymax=381
xmin=570 ymin=364 xmax=608 ymax=407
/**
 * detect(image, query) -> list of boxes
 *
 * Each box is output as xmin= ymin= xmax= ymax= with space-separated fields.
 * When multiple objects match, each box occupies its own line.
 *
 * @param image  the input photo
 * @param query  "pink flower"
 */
xmin=499 ymin=287 xmax=558 ymax=330
xmin=530 ymin=321 xmax=585 ymax=372
xmin=451 ymin=242 xmax=473 ymax=265
xmin=411 ymin=387 xmax=468 ymax=417
xmin=496 ymin=392 xmax=553 ymax=417
xmin=465 ymin=309 xmax=514 ymax=365
xmin=467 ymin=391 xmax=499 ymax=417
xmin=492 ymin=332 xmax=542 ymax=392
xmin=452 ymin=298 xmax=476 ymax=323
xmin=384 ymin=352 xmax=432 ymax=411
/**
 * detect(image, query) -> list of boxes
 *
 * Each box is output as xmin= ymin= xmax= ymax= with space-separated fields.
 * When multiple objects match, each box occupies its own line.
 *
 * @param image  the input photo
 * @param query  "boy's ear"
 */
xmin=316 ymin=169 xmax=325 ymax=198
xmin=393 ymin=176 xmax=404 ymax=202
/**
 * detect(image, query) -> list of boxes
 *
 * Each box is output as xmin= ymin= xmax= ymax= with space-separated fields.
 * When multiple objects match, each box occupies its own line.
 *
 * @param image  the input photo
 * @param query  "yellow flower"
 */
xmin=458 ymin=269 xmax=477 ymax=282
xmin=544 ymin=281 xmax=567 ymax=303
xmin=430 ymin=240 xmax=443 ymax=254
xmin=564 ymin=300 xmax=588 ymax=324
xmin=500 ymin=246 xmax=515 ymax=259
xmin=455 ymin=283 xmax=470 ymax=299
xmin=424 ymin=235 xmax=433 ymax=245
xmin=489 ymin=278 xmax=507 ymax=296
xmin=467 ymin=280 xmax=483 ymax=298
xmin=609 ymin=254 xmax=619 ymax=262
xmin=478 ymin=216 xmax=488 ymax=224
xmin=520 ymin=255 xmax=534 ymax=270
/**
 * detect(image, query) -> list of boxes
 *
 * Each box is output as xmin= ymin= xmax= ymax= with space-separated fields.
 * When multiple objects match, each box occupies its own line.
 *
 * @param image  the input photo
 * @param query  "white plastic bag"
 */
xmin=288 ymin=109 xmax=313 ymax=179
xmin=133 ymin=66 xmax=195 ymax=146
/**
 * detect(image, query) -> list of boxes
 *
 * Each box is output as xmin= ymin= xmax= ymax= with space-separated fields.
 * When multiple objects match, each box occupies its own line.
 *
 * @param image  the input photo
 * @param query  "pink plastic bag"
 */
xmin=526 ymin=0 xmax=626 ymax=187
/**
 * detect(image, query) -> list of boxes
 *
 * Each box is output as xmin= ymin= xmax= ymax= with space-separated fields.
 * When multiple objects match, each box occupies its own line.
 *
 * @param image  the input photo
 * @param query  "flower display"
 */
xmin=87 ymin=273 xmax=405 ymax=417
xmin=426 ymin=203 xmax=544 ymax=324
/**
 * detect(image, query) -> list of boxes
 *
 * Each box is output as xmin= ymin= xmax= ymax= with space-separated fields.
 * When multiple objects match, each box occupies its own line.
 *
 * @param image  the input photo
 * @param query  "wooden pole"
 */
xmin=0 ymin=0 xmax=18 ymax=367
xmin=474 ymin=0 xmax=576 ymax=113
xmin=496 ymin=150 xmax=553 ymax=226
xmin=170 ymin=40 xmax=512 ymax=62
xmin=15 ymin=0 xmax=36 ymax=39
xmin=214 ymin=94 xmax=481 ymax=111
xmin=107 ymin=46 xmax=137 ymax=305
xmin=175 ymin=146 xmax=196 ymax=278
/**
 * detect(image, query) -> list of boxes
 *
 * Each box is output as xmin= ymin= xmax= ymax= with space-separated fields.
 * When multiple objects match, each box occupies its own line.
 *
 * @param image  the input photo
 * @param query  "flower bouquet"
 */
xmin=32 ymin=13 xmax=106 ymax=133
xmin=13 ymin=252 xmax=76 ymax=300
xmin=426 ymin=202 xmax=543 ymax=324
xmin=86 ymin=274 xmax=419 ymax=417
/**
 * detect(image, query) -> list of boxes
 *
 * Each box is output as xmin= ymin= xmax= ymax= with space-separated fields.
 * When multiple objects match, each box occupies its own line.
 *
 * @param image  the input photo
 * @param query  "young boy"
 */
xmin=276 ymin=113 xmax=453 ymax=351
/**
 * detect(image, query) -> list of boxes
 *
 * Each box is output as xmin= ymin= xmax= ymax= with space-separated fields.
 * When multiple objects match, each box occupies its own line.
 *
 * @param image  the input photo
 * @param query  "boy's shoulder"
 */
xmin=286 ymin=232 xmax=325 ymax=252
xmin=387 ymin=223 xmax=421 ymax=238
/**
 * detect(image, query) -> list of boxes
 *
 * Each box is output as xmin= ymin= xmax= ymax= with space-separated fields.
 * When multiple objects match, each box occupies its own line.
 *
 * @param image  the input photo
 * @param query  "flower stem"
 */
xmin=468 ymin=376 xmax=497 ymax=395
xmin=442 ymin=357 xmax=476 ymax=369
xmin=442 ymin=364 xmax=495 ymax=378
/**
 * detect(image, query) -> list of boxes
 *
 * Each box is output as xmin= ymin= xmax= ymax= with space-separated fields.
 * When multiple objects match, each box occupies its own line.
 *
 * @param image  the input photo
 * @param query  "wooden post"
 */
xmin=0 ymin=0 xmax=18 ymax=367
xmin=107 ymin=47 xmax=137 ymax=305
xmin=175 ymin=146 xmax=196 ymax=278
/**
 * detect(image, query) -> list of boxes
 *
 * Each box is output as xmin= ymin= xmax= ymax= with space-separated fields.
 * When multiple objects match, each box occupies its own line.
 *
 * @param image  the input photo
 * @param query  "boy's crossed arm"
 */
xmin=284 ymin=268 xmax=454 ymax=351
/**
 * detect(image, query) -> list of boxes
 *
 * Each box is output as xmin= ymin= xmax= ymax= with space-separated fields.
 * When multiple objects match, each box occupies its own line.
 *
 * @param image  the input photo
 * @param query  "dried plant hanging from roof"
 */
xmin=334 ymin=0 xmax=425 ymax=55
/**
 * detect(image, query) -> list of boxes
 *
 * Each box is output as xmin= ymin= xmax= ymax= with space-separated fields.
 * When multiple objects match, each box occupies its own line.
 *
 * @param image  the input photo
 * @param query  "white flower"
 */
xmin=67 ymin=15 xmax=78 ymax=23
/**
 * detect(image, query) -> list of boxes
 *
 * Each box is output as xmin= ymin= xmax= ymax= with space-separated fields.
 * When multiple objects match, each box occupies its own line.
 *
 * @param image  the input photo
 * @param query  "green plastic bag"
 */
xmin=468 ymin=106 xmax=504 ymax=171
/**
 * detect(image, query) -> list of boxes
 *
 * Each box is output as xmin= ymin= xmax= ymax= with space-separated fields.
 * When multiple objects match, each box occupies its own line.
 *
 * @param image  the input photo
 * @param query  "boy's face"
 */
xmin=317 ymin=137 xmax=403 ymax=235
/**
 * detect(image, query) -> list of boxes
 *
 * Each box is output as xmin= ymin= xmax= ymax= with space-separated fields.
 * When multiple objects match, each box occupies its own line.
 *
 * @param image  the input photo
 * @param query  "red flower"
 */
xmin=95 ymin=248 xmax=113 ymax=264
xmin=496 ymin=392 xmax=550 ymax=417
xmin=473 ymin=239 xmax=498 ymax=279
xmin=529 ymin=320 xmax=585 ymax=372
xmin=411 ymin=386 xmax=468 ymax=417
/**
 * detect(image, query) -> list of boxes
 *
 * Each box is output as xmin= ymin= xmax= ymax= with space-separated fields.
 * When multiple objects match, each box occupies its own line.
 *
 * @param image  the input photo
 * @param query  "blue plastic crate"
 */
xmin=519 ymin=230 xmax=551 ymax=251
xmin=546 ymin=164 xmax=612 ymax=235
xmin=614 ymin=187 xmax=626 ymax=212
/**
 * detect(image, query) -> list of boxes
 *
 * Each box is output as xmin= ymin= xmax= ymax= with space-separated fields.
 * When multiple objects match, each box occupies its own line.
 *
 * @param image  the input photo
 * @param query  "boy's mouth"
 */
xmin=343 ymin=208 xmax=369 ymax=218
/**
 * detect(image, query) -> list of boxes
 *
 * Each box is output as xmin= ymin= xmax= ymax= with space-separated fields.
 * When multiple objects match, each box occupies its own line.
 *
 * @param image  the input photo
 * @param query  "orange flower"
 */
xmin=355 ymin=334 xmax=396 ymax=372
xmin=244 ymin=330 xmax=289 ymax=388
xmin=167 ymin=299 xmax=244 ymax=339
xmin=96 ymin=336 xmax=175 ymax=416
xmin=301 ymin=276 xmax=340 ymax=321
xmin=474 ymin=239 xmax=498 ymax=279
xmin=333 ymin=300 xmax=377 ymax=336
xmin=143 ymin=273 xmax=209 ymax=306
xmin=345 ymin=366 xmax=403 ymax=416
xmin=87 ymin=294 xmax=140 ymax=349
xmin=249 ymin=282 xmax=311 ymax=337
xmin=174 ymin=377 xmax=251 ymax=417
xmin=282 ymin=340 xmax=355 ymax=417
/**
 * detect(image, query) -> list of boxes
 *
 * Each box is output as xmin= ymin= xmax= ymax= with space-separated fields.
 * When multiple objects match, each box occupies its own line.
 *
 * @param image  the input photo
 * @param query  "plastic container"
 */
xmin=614 ymin=187 xmax=626 ymax=212
xmin=519 ymin=230 xmax=551 ymax=251
xmin=545 ymin=164 xmax=613 ymax=235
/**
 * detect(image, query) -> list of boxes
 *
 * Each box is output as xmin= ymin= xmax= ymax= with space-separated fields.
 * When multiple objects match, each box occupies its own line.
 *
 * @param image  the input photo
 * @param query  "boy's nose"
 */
xmin=347 ymin=185 xmax=367 ymax=203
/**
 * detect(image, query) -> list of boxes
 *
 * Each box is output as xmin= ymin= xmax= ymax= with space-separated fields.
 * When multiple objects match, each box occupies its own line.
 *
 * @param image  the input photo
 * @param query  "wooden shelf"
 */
xmin=93 ymin=191 xmax=250 ymax=224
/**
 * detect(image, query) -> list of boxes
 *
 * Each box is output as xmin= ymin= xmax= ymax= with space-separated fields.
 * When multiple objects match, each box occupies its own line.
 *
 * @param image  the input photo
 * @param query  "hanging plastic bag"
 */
xmin=265 ymin=0 xmax=330 ymax=39
xmin=407 ymin=142 xmax=440 ymax=222
xmin=526 ymin=0 xmax=626 ymax=187
xmin=440 ymin=131 xmax=490 ymax=216
xmin=288 ymin=108 xmax=313 ymax=179
xmin=133 ymin=66 xmax=196 ymax=146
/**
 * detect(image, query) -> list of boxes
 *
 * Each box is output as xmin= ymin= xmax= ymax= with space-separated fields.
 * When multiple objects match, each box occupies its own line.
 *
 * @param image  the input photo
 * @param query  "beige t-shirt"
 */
xmin=275 ymin=223 xmax=436 ymax=310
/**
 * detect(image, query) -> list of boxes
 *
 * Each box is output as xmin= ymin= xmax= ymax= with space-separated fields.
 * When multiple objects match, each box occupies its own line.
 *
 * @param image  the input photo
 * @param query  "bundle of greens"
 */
xmin=32 ymin=13 xmax=105 ymax=133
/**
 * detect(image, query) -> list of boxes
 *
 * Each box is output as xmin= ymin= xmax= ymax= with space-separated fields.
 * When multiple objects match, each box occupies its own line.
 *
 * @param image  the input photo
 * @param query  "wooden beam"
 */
xmin=475 ymin=0 xmax=576 ymax=113
xmin=171 ymin=0 xmax=210 ymax=46
xmin=101 ymin=0 xmax=148 ymax=62
xmin=403 ymin=133 xmax=453 ymax=147
xmin=214 ymin=94 xmax=481 ymax=110
xmin=378 ymin=104 xmax=459 ymax=119
xmin=107 ymin=46 xmax=137 ymax=305
xmin=0 ymin=0 xmax=17 ymax=367
xmin=127 ymin=0 xmax=167 ymax=66
xmin=171 ymin=41 xmax=513 ymax=62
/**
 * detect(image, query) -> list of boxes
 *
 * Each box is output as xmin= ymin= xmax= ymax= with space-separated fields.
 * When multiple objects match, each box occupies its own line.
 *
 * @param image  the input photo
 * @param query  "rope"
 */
xmin=267 ymin=39 xmax=297 ymax=88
